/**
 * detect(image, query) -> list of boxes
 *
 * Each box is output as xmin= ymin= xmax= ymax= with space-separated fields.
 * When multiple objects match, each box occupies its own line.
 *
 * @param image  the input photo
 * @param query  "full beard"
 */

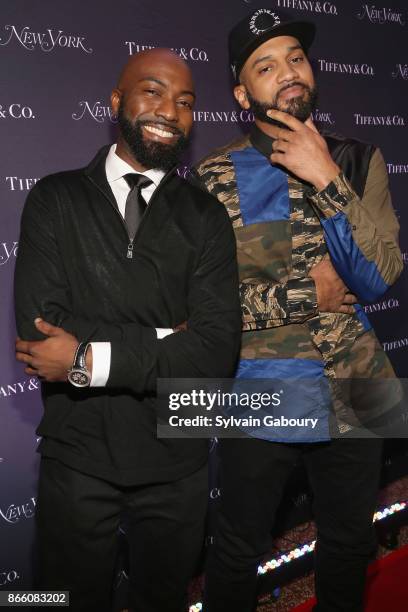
xmin=117 ymin=102 xmax=189 ymax=171
xmin=247 ymin=82 xmax=318 ymax=129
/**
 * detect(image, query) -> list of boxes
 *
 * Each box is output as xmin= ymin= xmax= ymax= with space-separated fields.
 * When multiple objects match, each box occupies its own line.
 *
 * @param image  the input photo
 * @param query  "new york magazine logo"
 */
xmin=0 ymin=24 xmax=93 ymax=52
xmin=357 ymin=5 xmax=406 ymax=25
xmin=311 ymin=108 xmax=335 ymax=125
xmin=273 ymin=0 xmax=338 ymax=15
xmin=0 ymin=241 xmax=18 ymax=267
xmin=125 ymin=42 xmax=209 ymax=62
xmin=72 ymin=101 xmax=117 ymax=123
xmin=0 ymin=497 xmax=36 ymax=524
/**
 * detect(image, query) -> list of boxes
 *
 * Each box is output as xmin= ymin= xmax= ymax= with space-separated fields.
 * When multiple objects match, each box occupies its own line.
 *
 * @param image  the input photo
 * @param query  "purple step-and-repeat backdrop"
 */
xmin=1 ymin=0 xmax=408 ymax=595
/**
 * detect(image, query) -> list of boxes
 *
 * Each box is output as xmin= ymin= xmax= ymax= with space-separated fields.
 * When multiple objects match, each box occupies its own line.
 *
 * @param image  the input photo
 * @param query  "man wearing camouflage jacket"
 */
xmin=192 ymin=10 xmax=403 ymax=612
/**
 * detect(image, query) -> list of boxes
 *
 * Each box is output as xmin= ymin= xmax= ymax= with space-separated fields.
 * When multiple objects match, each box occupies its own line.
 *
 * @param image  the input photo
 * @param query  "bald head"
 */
xmin=117 ymin=48 xmax=193 ymax=92
xmin=111 ymin=47 xmax=195 ymax=172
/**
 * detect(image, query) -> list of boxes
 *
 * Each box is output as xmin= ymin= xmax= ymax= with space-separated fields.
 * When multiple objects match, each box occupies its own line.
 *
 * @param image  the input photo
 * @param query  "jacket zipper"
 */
xmin=87 ymin=167 xmax=176 ymax=260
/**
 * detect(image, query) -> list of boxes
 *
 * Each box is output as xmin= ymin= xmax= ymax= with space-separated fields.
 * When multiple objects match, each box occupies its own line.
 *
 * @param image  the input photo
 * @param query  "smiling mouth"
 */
xmin=143 ymin=124 xmax=177 ymax=139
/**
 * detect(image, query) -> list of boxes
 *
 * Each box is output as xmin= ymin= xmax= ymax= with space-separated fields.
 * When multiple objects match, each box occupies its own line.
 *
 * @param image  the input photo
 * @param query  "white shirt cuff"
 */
xmin=156 ymin=328 xmax=174 ymax=339
xmin=90 ymin=342 xmax=111 ymax=387
xmin=90 ymin=329 xmax=173 ymax=388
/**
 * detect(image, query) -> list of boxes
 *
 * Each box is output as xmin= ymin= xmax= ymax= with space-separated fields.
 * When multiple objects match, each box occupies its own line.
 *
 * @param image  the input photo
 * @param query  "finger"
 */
xmin=16 ymin=352 xmax=34 ymax=364
xmin=272 ymin=139 xmax=289 ymax=154
xmin=270 ymin=152 xmax=286 ymax=166
xmin=266 ymin=109 xmax=304 ymax=131
xmin=34 ymin=318 xmax=63 ymax=337
xmin=272 ymin=128 xmax=293 ymax=143
xmin=338 ymin=305 xmax=355 ymax=315
xmin=278 ymin=128 xmax=295 ymax=143
xmin=343 ymin=293 xmax=358 ymax=305
xmin=25 ymin=367 xmax=38 ymax=375
xmin=16 ymin=339 xmax=32 ymax=354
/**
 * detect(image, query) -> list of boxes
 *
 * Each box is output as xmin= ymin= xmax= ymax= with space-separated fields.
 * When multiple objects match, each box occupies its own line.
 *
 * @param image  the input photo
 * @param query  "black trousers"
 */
xmin=35 ymin=457 xmax=208 ymax=612
xmin=204 ymin=437 xmax=383 ymax=612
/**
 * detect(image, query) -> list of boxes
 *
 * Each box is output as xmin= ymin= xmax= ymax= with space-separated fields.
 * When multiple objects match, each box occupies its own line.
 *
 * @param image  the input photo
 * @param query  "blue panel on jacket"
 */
xmin=226 ymin=358 xmax=331 ymax=443
xmin=322 ymin=213 xmax=388 ymax=303
xmin=236 ymin=357 xmax=325 ymax=380
xmin=230 ymin=147 xmax=289 ymax=225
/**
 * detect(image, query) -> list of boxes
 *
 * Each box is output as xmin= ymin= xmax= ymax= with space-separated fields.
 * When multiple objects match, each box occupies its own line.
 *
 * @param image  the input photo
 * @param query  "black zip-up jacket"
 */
xmin=14 ymin=146 xmax=241 ymax=485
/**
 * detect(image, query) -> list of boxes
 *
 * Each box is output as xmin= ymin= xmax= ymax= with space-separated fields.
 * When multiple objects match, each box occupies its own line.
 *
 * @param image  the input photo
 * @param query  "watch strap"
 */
xmin=73 ymin=342 xmax=90 ymax=370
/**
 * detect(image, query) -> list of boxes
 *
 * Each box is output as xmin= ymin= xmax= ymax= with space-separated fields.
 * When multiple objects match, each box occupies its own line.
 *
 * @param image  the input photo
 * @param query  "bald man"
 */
xmin=14 ymin=49 xmax=241 ymax=611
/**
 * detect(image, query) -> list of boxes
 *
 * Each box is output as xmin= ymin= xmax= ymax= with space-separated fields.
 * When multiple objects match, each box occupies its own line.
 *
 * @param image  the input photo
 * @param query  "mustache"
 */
xmin=277 ymin=81 xmax=307 ymax=97
xmin=138 ymin=120 xmax=184 ymax=137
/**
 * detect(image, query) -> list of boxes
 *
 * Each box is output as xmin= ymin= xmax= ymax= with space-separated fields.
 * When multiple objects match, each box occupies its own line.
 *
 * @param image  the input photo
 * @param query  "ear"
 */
xmin=234 ymin=84 xmax=250 ymax=110
xmin=110 ymin=89 xmax=122 ymax=116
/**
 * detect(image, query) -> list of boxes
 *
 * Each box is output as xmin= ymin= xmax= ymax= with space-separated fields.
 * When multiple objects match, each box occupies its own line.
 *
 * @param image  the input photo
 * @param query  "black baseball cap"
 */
xmin=229 ymin=8 xmax=316 ymax=80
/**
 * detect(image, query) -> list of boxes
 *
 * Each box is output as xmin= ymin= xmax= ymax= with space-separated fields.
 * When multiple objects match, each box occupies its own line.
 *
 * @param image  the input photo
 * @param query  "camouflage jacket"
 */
xmin=192 ymin=126 xmax=403 ymax=437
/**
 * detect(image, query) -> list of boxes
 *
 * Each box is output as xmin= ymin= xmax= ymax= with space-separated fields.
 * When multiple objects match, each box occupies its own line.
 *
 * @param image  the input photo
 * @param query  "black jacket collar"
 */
xmin=84 ymin=145 xmax=117 ymax=206
xmin=249 ymin=123 xmax=275 ymax=159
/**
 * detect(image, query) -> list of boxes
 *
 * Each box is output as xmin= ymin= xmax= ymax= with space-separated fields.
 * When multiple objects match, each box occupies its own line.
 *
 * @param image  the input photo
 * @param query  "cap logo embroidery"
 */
xmin=249 ymin=9 xmax=281 ymax=36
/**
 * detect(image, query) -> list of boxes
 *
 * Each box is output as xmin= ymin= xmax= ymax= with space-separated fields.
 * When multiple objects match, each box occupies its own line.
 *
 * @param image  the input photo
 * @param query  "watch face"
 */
xmin=68 ymin=369 xmax=91 ymax=388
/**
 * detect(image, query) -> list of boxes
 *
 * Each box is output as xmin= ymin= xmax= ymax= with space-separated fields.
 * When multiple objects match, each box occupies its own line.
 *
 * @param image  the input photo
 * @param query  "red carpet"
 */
xmin=292 ymin=544 xmax=408 ymax=611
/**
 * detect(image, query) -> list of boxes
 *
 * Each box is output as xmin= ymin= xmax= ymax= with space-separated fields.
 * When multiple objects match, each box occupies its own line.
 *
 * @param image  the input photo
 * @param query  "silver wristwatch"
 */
xmin=67 ymin=342 xmax=91 ymax=388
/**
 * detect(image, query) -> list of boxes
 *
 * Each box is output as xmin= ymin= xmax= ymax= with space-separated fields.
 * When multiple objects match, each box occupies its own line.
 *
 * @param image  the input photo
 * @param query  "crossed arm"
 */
xmin=14 ymin=182 xmax=242 ymax=388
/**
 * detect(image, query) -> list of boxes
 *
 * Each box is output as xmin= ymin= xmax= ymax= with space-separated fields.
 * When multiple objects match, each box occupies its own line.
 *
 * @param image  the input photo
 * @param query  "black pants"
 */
xmin=35 ymin=457 xmax=208 ymax=612
xmin=204 ymin=437 xmax=383 ymax=612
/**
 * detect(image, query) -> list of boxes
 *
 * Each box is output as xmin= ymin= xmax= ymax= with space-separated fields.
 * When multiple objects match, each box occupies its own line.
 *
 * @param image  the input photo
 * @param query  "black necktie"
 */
xmin=123 ymin=173 xmax=153 ymax=240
